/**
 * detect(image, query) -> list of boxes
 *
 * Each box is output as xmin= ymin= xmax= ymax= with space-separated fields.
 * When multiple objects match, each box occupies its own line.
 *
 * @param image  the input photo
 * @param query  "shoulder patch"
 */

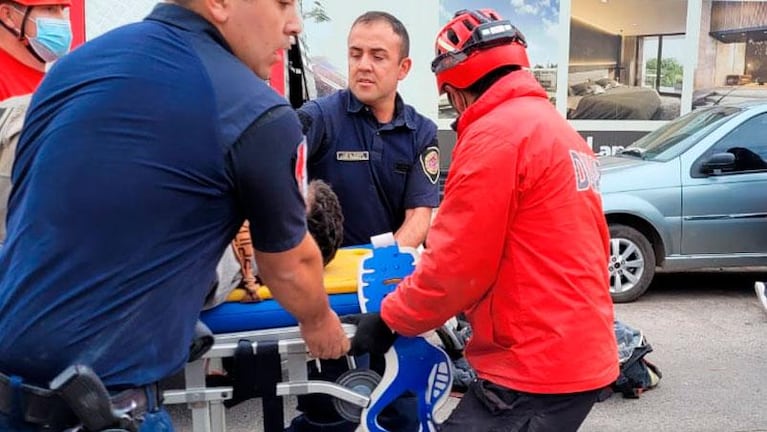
xmin=295 ymin=138 xmax=308 ymax=198
xmin=420 ymin=146 xmax=440 ymax=184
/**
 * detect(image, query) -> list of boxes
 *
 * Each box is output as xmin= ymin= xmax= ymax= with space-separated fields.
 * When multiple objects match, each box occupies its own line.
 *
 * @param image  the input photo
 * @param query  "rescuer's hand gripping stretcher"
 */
xmin=162 ymin=233 xmax=454 ymax=432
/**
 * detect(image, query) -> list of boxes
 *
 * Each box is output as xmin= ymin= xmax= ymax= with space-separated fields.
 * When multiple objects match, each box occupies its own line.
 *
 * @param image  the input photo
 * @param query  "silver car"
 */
xmin=600 ymin=102 xmax=767 ymax=302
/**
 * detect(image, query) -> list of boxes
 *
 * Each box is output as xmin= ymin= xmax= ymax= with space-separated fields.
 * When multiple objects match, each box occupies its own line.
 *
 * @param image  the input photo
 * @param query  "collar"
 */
xmin=456 ymin=70 xmax=548 ymax=134
xmin=345 ymin=90 xmax=417 ymax=130
xmin=145 ymin=3 xmax=232 ymax=53
xmin=0 ymin=45 xmax=40 ymax=75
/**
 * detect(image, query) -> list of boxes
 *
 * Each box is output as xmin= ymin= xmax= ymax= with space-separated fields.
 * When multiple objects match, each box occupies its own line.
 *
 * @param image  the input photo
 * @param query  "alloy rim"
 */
xmin=609 ymin=237 xmax=645 ymax=294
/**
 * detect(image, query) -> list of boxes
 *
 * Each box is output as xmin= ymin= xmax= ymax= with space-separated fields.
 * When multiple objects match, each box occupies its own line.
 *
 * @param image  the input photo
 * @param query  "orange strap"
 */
xmin=231 ymin=221 xmax=261 ymax=302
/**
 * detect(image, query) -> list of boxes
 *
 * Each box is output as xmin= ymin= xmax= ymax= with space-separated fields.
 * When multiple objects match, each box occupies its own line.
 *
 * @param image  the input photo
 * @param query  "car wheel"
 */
xmin=608 ymin=224 xmax=656 ymax=303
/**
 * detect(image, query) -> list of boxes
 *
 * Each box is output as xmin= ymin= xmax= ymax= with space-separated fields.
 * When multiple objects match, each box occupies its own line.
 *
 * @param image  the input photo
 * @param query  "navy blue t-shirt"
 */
xmin=0 ymin=4 xmax=307 ymax=388
xmin=298 ymin=90 xmax=440 ymax=246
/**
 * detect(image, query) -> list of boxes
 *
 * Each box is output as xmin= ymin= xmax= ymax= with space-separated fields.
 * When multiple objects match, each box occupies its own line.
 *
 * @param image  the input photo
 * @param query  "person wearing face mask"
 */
xmin=0 ymin=0 xmax=72 ymax=101
xmin=0 ymin=0 xmax=350 ymax=431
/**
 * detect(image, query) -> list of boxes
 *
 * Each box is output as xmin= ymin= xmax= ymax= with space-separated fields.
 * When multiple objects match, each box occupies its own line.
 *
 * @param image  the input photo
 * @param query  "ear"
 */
xmin=0 ymin=3 xmax=18 ymax=28
xmin=397 ymin=56 xmax=412 ymax=81
xmin=445 ymin=85 xmax=467 ymax=114
xmin=202 ymin=0 xmax=231 ymax=24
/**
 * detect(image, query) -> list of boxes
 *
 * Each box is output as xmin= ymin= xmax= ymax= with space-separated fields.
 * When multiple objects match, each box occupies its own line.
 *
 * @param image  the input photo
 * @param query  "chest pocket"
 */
xmin=378 ymin=129 xmax=418 ymax=210
xmin=393 ymin=162 xmax=410 ymax=175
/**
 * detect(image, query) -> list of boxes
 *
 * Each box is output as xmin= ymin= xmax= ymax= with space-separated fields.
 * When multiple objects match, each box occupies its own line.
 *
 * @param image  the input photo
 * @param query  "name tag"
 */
xmin=336 ymin=151 xmax=369 ymax=161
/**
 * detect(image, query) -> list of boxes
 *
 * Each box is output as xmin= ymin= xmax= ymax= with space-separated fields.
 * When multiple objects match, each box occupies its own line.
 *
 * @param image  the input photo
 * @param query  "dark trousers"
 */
xmin=440 ymin=379 xmax=600 ymax=432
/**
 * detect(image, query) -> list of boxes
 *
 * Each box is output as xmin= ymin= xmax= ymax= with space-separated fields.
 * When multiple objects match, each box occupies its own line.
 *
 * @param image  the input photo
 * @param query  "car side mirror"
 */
xmin=701 ymin=152 xmax=735 ymax=175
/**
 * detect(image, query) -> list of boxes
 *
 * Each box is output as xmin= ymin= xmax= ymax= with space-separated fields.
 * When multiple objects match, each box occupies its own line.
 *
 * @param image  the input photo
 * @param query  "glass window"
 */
xmin=641 ymin=34 xmax=686 ymax=95
xmin=641 ymin=36 xmax=660 ymax=89
xmin=621 ymin=105 xmax=742 ymax=161
xmin=706 ymin=112 xmax=767 ymax=172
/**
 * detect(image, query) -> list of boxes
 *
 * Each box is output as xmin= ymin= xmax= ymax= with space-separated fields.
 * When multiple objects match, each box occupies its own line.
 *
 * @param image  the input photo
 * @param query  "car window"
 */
xmin=625 ymin=106 xmax=741 ymax=162
xmin=705 ymin=113 xmax=767 ymax=173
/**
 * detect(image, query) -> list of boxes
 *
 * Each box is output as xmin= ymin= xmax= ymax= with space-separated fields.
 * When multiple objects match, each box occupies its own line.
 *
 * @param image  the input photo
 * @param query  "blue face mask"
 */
xmin=27 ymin=17 xmax=72 ymax=63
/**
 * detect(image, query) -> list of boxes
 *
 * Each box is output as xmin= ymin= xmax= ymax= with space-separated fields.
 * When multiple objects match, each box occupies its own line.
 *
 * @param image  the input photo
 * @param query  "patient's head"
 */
xmin=306 ymin=180 xmax=344 ymax=266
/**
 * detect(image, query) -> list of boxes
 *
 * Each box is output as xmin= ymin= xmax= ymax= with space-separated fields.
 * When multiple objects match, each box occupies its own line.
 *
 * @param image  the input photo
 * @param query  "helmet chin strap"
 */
xmin=0 ymin=4 xmax=45 ymax=63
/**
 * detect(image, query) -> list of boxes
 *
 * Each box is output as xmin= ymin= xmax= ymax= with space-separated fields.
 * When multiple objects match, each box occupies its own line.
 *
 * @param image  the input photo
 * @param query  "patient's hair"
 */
xmin=306 ymin=180 xmax=344 ymax=266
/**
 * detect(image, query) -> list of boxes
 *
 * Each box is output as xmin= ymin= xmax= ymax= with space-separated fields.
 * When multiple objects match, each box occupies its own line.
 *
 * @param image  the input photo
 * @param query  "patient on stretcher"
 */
xmin=204 ymin=178 xmax=345 ymax=309
xmin=198 ymin=230 xmax=456 ymax=432
xmin=194 ymin=181 xmax=471 ymax=431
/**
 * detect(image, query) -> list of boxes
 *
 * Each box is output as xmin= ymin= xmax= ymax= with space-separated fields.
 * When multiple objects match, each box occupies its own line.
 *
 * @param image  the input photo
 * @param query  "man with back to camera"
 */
xmin=346 ymin=8 xmax=619 ymax=432
xmin=0 ymin=1 xmax=349 ymax=430
xmin=0 ymin=0 xmax=72 ymax=101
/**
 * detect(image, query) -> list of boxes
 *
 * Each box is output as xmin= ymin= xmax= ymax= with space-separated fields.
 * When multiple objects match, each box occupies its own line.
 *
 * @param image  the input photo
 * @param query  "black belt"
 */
xmin=0 ymin=371 xmax=159 ymax=429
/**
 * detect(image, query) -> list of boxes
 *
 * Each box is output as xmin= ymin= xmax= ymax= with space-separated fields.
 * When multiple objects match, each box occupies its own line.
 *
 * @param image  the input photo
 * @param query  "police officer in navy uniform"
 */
xmin=0 ymin=1 xmax=349 ymax=431
xmin=288 ymin=11 xmax=439 ymax=432
xmin=299 ymin=11 xmax=440 ymax=249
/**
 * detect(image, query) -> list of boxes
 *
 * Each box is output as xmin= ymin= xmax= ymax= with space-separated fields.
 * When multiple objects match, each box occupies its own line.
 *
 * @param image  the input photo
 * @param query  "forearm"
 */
xmin=255 ymin=233 xmax=334 ymax=325
xmin=394 ymin=207 xmax=432 ymax=248
xmin=381 ymin=266 xmax=461 ymax=337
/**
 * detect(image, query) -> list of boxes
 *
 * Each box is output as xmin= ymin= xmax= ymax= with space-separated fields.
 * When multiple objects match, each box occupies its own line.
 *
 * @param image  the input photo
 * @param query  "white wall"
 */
xmin=85 ymin=0 xmax=158 ymax=40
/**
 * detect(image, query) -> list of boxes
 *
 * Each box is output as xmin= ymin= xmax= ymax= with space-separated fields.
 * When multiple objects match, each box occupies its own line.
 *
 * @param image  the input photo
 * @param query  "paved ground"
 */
xmin=581 ymin=270 xmax=767 ymax=432
xmin=167 ymin=270 xmax=767 ymax=432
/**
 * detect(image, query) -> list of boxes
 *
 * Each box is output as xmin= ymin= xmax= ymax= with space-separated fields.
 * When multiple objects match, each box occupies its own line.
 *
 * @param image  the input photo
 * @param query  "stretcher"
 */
xmin=163 ymin=235 xmax=453 ymax=432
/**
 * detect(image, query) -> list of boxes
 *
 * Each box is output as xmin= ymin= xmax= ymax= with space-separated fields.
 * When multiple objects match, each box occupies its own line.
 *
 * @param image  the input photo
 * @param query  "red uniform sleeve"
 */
xmin=381 ymin=129 xmax=520 ymax=336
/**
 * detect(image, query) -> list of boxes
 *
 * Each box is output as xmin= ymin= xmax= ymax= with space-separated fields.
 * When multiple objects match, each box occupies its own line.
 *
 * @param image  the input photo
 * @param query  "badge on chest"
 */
xmin=336 ymin=151 xmax=370 ymax=162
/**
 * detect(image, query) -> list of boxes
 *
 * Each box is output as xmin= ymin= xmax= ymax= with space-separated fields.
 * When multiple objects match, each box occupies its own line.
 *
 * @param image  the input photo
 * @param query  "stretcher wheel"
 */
xmin=332 ymin=369 xmax=382 ymax=423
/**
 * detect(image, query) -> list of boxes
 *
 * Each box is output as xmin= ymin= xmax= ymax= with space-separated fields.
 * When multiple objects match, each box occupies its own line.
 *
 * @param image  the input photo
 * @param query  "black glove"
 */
xmin=341 ymin=312 xmax=397 ymax=356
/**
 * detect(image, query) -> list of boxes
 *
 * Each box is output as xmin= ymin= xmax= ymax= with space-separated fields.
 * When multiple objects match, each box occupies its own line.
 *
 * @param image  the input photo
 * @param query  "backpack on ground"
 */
xmin=608 ymin=320 xmax=662 ymax=399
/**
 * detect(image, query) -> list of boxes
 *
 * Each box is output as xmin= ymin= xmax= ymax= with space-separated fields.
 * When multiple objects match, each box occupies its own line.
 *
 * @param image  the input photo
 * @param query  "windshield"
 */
xmin=621 ymin=106 xmax=743 ymax=161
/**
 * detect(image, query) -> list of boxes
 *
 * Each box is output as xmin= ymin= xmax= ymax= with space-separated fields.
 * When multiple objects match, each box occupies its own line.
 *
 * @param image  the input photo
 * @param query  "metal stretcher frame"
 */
xmin=163 ymin=324 xmax=359 ymax=432
xmin=163 ymin=238 xmax=453 ymax=432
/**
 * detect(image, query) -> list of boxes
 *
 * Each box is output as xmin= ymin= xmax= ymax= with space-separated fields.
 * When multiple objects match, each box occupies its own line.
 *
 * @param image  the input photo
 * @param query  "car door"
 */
xmin=681 ymin=111 xmax=767 ymax=255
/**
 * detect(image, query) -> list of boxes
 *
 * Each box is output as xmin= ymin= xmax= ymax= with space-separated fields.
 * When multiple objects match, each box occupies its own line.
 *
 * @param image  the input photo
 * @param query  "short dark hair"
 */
xmin=351 ymin=11 xmax=410 ymax=60
xmin=466 ymin=65 xmax=521 ymax=97
xmin=306 ymin=179 xmax=344 ymax=266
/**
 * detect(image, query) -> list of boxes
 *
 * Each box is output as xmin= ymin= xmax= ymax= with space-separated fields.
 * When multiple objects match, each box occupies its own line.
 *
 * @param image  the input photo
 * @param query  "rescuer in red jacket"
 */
xmin=0 ymin=0 xmax=72 ymax=101
xmin=346 ymin=8 xmax=619 ymax=432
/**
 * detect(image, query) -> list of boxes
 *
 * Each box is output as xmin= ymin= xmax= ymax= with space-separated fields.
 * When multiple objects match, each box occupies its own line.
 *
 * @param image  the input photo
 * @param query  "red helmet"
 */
xmin=431 ymin=9 xmax=530 ymax=93
xmin=12 ymin=0 xmax=71 ymax=6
